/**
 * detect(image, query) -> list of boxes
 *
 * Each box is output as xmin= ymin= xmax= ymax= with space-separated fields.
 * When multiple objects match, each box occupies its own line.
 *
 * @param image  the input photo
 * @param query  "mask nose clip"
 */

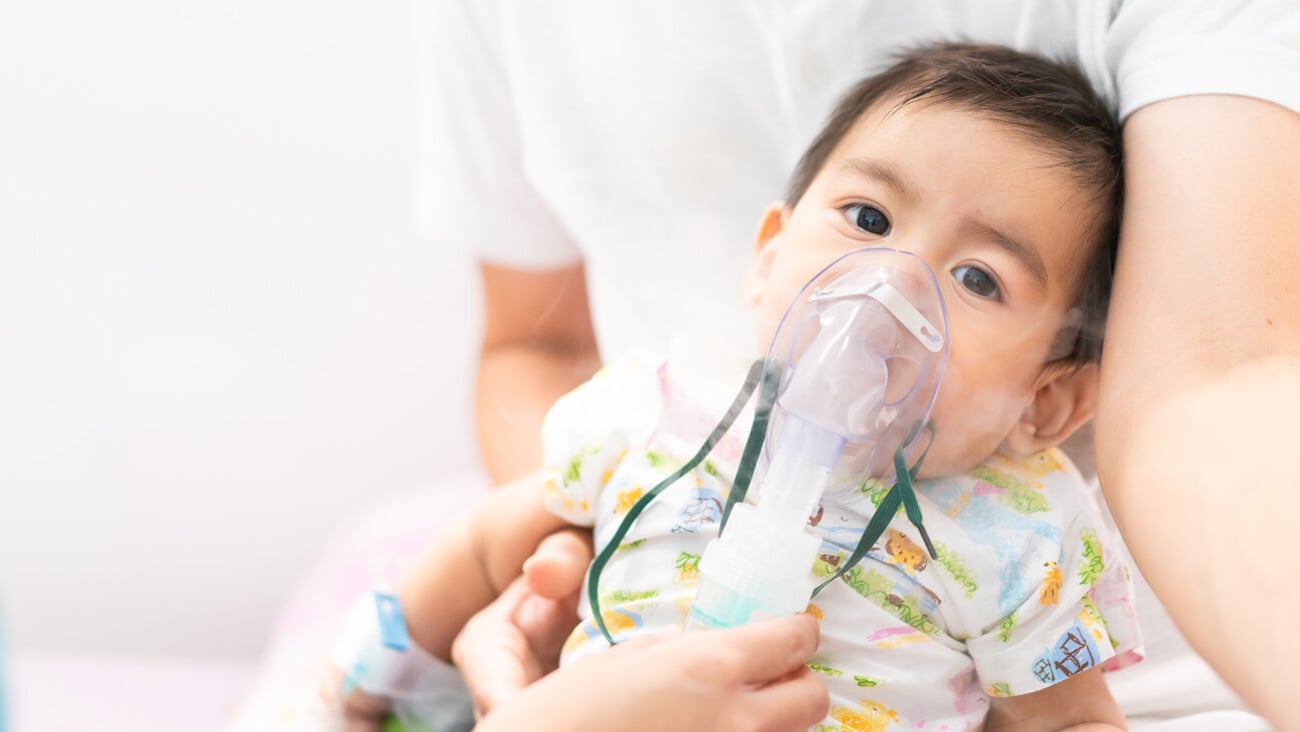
xmin=809 ymin=280 xmax=945 ymax=354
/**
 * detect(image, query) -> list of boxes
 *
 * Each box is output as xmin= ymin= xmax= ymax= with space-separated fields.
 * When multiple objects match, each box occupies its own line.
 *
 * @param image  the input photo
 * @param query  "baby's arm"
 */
xmin=397 ymin=470 xmax=573 ymax=661
xmin=450 ymin=530 xmax=591 ymax=716
xmin=329 ymin=471 xmax=571 ymax=726
xmin=985 ymin=666 xmax=1124 ymax=731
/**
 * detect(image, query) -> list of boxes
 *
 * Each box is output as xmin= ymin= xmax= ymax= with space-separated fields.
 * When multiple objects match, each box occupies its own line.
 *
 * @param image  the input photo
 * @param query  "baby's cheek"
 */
xmin=922 ymin=382 xmax=1025 ymax=475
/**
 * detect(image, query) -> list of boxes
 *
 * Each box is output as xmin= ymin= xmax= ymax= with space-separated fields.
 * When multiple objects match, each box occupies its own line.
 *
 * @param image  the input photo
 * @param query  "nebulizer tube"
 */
xmin=686 ymin=363 xmax=848 ymax=628
xmin=687 ymin=248 xmax=948 ymax=630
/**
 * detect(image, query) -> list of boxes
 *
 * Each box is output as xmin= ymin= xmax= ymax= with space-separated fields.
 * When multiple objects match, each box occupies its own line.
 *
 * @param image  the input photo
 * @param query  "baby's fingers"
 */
xmin=522 ymin=528 xmax=592 ymax=599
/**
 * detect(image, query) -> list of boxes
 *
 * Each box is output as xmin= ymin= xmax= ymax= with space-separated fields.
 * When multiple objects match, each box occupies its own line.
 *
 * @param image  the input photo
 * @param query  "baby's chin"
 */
xmin=910 ymin=441 xmax=999 ymax=481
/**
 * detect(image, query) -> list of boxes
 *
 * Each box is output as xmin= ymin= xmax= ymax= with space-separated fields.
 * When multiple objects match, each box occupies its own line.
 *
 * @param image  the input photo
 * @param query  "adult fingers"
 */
xmin=617 ymin=625 xmax=681 ymax=650
xmin=454 ymin=622 xmax=534 ymax=718
xmin=746 ymin=666 xmax=830 ymax=732
xmin=622 ymin=619 xmax=825 ymax=732
xmin=451 ymin=579 xmax=537 ymax=715
xmin=523 ymin=527 xmax=593 ymax=599
xmin=713 ymin=613 xmax=821 ymax=685
xmin=509 ymin=590 xmax=579 ymax=677
xmin=460 ymin=631 xmax=535 ymax=717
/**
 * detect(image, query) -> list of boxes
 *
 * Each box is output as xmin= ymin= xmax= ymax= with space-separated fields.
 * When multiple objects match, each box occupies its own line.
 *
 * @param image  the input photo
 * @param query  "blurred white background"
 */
xmin=0 ymin=0 xmax=478 ymax=675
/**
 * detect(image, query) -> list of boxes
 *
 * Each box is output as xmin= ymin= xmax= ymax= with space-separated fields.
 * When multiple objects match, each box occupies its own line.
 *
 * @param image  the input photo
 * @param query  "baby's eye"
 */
xmin=952 ymin=265 xmax=1001 ymax=300
xmin=843 ymin=204 xmax=891 ymax=235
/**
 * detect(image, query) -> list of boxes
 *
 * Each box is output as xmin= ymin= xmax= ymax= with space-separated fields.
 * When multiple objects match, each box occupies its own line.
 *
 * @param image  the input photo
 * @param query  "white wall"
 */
xmin=0 ymin=1 xmax=479 ymax=659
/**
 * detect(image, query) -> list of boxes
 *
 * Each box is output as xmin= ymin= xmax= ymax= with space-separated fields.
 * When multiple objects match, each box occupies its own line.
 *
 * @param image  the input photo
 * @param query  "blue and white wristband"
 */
xmin=331 ymin=591 xmax=473 ymax=731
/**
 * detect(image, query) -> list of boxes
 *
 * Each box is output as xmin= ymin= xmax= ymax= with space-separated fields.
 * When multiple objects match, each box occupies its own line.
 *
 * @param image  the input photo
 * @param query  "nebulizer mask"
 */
xmin=589 ymin=247 xmax=949 ymax=641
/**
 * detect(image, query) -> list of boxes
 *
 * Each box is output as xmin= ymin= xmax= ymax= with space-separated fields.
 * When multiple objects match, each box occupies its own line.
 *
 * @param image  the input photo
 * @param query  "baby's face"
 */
xmin=746 ymin=101 xmax=1102 ymax=477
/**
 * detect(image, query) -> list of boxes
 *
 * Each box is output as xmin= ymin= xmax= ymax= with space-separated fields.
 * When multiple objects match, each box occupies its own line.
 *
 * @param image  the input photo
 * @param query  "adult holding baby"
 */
xmin=438 ymin=3 xmax=1299 ymax=728
xmin=230 ymin=3 xmax=1299 ymax=730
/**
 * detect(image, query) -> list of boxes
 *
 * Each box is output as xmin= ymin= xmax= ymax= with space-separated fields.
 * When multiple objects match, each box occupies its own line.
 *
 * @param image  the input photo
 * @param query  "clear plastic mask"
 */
xmin=591 ymin=247 xmax=952 ymax=640
xmin=759 ymin=247 xmax=950 ymax=502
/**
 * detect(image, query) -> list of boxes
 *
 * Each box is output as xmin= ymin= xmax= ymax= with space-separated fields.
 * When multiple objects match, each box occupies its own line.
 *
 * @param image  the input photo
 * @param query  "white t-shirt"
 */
xmin=414 ymin=4 xmax=1295 ymax=725
xmin=415 ymin=0 xmax=1300 ymax=363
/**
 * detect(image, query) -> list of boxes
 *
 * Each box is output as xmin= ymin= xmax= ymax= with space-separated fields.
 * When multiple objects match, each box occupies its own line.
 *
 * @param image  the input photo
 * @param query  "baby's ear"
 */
xmin=743 ymin=201 xmax=789 ymax=305
xmin=1004 ymin=362 xmax=1099 ymax=456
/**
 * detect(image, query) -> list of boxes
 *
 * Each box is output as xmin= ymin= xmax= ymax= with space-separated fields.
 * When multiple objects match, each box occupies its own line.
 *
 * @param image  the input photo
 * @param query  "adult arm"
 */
xmin=476 ymin=262 xmax=601 ymax=484
xmin=474 ymin=614 xmax=829 ymax=732
xmin=1095 ymin=94 xmax=1300 ymax=727
xmin=415 ymin=0 xmax=601 ymax=483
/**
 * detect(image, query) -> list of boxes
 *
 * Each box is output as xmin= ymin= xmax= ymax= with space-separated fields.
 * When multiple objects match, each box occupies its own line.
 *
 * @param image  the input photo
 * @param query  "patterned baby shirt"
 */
xmin=541 ymin=351 xmax=1142 ymax=730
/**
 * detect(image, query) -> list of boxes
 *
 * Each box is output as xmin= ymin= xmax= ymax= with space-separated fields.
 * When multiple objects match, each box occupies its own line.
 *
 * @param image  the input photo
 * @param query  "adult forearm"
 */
xmin=1095 ymin=95 xmax=1300 ymax=728
xmin=476 ymin=343 xmax=599 ymax=483
xmin=474 ymin=261 xmax=601 ymax=484
xmin=1098 ymin=363 xmax=1299 ymax=726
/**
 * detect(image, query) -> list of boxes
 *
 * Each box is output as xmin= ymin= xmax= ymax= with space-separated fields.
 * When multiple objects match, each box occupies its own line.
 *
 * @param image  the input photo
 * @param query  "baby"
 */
xmin=330 ymin=43 xmax=1140 ymax=731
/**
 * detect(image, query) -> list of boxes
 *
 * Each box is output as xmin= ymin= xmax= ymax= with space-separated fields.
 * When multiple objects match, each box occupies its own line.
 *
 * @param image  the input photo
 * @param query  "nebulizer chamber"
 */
xmin=688 ymin=248 xmax=948 ymax=630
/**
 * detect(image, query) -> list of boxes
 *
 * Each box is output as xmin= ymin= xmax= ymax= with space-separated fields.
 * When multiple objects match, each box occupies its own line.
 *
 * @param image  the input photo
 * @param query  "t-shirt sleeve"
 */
xmin=1105 ymin=0 xmax=1300 ymax=120
xmin=539 ymin=353 xmax=666 ymax=525
xmin=413 ymin=0 xmax=582 ymax=269
xmin=965 ymin=500 xmax=1143 ymax=698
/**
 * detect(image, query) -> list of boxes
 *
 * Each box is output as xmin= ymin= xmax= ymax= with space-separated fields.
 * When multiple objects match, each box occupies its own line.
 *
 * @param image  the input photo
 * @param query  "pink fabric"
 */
xmin=227 ymin=474 xmax=488 ymax=730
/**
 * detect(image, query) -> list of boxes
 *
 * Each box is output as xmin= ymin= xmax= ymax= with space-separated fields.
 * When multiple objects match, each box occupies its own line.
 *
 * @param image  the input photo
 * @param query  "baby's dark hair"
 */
xmin=787 ymin=42 xmax=1123 ymax=367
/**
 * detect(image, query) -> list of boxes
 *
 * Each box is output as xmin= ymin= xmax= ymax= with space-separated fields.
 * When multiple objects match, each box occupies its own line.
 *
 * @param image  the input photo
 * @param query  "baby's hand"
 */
xmin=520 ymin=527 xmax=591 ymax=600
xmin=451 ymin=528 xmax=591 ymax=717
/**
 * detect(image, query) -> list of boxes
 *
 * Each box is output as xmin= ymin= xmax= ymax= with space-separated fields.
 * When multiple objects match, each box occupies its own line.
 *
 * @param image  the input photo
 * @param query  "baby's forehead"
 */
xmin=825 ymin=99 xmax=1074 ymax=187
xmin=835 ymin=97 xmax=1110 ymax=204
xmin=853 ymin=96 xmax=1061 ymax=151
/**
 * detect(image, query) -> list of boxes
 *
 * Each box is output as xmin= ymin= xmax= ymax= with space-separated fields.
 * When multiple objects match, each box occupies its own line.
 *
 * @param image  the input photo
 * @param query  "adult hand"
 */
xmin=476 ymin=613 xmax=829 ymax=732
xmin=450 ymin=528 xmax=592 ymax=717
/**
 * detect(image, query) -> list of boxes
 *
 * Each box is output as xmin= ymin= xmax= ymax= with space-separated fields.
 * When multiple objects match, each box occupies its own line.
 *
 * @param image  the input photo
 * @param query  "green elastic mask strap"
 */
xmin=894 ymin=422 xmax=938 ymax=559
xmin=812 ymin=421 xmax=937 ymax=597
xmin=586 ymin=358 xmax=771 ymax=646
xmin=719 ymin=358 xmax=782 ymax=535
